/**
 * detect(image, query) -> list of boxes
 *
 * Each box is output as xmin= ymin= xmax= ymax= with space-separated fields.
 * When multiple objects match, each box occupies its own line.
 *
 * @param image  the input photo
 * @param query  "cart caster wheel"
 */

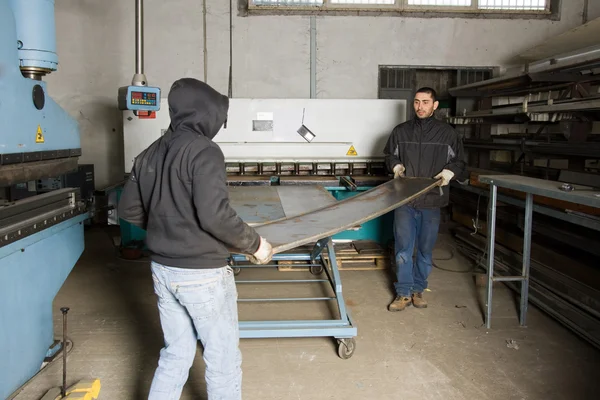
xmin=337 ymin=338 xmax=356 ymax=359
xmin=233 ymin=267 xmax=241 ymax=276
xmin=310 ymin=265 xmax=324 ymax=275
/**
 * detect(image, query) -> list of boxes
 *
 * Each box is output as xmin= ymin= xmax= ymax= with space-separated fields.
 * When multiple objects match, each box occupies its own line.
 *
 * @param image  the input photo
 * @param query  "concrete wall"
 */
xmin=46 ymin=0 xmax=590 ymax=188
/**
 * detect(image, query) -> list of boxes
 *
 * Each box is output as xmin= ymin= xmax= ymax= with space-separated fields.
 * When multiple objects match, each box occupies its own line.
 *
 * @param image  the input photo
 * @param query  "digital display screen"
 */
xmin=130 ymin=91 xmax=157 ymax=106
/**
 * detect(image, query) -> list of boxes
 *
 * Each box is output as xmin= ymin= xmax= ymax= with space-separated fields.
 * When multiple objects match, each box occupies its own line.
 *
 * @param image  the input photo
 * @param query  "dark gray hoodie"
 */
xmin=118 ymin=78 xmax=261 ymax=268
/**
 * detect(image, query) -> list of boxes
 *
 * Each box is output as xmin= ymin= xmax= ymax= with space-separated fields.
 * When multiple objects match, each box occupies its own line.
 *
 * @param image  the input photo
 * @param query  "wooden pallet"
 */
xmin=277 ymin=241 xmax=390 ymax=272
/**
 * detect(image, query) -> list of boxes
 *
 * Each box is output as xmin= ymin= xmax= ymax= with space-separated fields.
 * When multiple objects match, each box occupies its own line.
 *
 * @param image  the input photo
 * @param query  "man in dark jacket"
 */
xmin=383 ymin=87 xmax=465 ymax=312
xmin=118 ymin=78 xmax=273 ymax=400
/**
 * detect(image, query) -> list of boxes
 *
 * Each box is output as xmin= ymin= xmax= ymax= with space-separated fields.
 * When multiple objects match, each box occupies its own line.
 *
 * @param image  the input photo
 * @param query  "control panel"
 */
xmin=118 ymin=85 xmax=161 ymax=112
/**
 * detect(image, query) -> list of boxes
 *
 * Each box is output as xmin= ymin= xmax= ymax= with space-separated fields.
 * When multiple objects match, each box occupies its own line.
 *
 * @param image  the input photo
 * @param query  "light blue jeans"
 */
xmin=148 ymin=262 xmax=242 ymax=400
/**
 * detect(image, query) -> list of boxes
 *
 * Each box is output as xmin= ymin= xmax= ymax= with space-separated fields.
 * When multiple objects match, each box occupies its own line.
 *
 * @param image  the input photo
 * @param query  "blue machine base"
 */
xmin=0 ymin=214 xmax=87 ymax=400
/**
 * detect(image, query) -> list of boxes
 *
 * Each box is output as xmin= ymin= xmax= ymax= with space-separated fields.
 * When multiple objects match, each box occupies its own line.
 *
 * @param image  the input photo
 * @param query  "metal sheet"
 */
xmin=276 ymin=186 xmax=336 ymax=218
xmin=245 ymin=178 xmax=440 ymax=254
xmin=229 ymin=186 xmax=337 ymax=226
xmin=228 ymin=187 xmax=285 ymax=224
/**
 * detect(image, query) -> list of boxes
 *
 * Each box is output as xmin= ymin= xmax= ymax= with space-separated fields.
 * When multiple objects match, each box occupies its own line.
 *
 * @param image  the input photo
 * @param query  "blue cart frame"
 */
xmin=229 ymin=237 xmax=357 ymax=359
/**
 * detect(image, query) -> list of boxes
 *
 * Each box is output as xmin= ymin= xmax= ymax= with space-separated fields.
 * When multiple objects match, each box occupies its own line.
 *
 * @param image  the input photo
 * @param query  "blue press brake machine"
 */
xmin=0 ymin=1 xmax=159 ymax=397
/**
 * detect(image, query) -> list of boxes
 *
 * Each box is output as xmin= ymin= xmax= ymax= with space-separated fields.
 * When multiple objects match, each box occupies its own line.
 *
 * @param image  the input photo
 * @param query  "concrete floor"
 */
xmin=12 ymin=227 xmax=600 ymax=400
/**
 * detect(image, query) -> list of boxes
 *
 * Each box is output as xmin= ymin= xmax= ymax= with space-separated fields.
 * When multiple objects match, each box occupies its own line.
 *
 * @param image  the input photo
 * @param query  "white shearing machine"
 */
xmin=123 ymin=98 xmax=407 ymax=184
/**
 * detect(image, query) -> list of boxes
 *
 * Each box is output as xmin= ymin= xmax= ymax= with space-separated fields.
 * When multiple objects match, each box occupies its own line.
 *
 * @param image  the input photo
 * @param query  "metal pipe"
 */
xmin=492 ymin=276 xmax=526 ymax=282
xmin=236 ymin=279 xmax=328 ymax=284
xmin=203 ymin=0 xmax=207 ymax=82
xmin=228 ymin=0 xmax=233 ymax=97
xmin=60 ymin=307 xmax=70 ymax=397
xmin=520 ymin=193 xmax=533 ymax=326
xmin=485 ymin=184 xmax=497 ymax=329
xmin=238 ymin=297 xmax=334 ymax=302
xmin=135 ymin=0 xmax=143 ymax=75
xmin=310 ymin=16 xmax=317 ymax=98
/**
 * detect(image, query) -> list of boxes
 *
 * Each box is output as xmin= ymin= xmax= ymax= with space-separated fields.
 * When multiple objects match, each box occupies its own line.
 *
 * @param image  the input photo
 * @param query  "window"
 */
xmin=331 ymin=0 xmax=395 ymax=4
xmin=252 ymin=0 xmax=323 ymax=5
xmin=248 ymin=0 xmax=552 ymax=13
xmin=408 ymin=0 xmax=471 ymax=6
xmin=478 ymin=0 xmax=547 ymax=10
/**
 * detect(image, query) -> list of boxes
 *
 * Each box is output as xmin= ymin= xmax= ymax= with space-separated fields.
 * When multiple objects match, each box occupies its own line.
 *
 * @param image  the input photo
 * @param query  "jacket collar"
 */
xmin=414 ymin=114 xmax=436 ymax=128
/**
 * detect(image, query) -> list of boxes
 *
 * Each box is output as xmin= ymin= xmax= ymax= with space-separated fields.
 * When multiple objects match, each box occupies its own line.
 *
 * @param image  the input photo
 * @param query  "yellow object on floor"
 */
xmin=40 ymin=379 xmax=100 ymax=400
xmin=63 ymin=393 xmax=91 ymax=400
xmin=66 ymin=379 xmax=101 ymax=398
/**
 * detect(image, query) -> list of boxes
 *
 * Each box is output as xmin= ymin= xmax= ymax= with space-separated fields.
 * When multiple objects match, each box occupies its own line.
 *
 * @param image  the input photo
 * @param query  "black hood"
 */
xmin=167 ymin=78 xmax=229 ymax=140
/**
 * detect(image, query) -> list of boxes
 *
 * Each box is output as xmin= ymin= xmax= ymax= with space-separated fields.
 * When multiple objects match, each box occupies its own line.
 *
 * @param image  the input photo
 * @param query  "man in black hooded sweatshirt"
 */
xmin=119 ymin=78 xmax=273 ymax=400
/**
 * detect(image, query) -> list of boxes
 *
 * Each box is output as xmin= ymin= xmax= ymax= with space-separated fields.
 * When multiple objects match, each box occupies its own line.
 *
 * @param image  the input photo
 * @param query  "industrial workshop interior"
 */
xmin=2 ymin=0 xmax=600 ymax=399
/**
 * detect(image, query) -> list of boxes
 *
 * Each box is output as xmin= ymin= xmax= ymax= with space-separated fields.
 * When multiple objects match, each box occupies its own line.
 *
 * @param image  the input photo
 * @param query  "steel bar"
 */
xmin=238 ymin=297 xmax=334 ymax=302
xmin=232 ymin=263 xmax=321 ymax=268
xmin=240 ymin=320 xmax=351 ymax=329
xmin=60 ymin=307 xmax=69 ymax=398
xmin=135 ymin=0 xmax=143 ymax=75
xmin=236 ymin=279 xmax=328 ymax=284
xmin=486 ymin=184 xmax=497 ymax=329
xmin=492 ymin=276 xmax=527 ymax=282
xmin=521 ymin=193 xmax=533 ymax=326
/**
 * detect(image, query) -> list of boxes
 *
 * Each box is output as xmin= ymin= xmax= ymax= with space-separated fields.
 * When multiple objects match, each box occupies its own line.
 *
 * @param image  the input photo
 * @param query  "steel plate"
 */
xmin=236 ymin=177 xmax=440 ymax=255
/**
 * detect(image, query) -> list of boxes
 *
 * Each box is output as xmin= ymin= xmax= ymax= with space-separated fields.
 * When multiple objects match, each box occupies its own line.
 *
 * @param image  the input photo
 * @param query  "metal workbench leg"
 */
xmin=520 ymin=193 xmax=533 ymax=326
xmin=486 ymin=184 xmax=498 ymax=329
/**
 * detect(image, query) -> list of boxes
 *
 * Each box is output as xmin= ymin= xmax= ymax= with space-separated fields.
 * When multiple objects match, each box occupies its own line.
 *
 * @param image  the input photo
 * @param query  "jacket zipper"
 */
xmin=417 ymin=121 xmax=422 ymax=176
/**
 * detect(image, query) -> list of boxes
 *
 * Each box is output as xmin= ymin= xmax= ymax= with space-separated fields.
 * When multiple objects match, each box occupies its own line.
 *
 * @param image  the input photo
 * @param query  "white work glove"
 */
xmin=247 ymin=237 xmax=273 ymax=265
xmin=393 ymin=164 xmax=405 ymax=179
xmin=434 ymin=169 xmax=454 ymax=186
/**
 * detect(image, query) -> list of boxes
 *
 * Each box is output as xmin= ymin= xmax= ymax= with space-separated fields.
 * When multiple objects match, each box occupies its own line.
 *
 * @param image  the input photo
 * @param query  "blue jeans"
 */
xmin=393 ymin=206 xmax=441 ymax=297
xmin=149 ymin=262 xmax=242 ymax=400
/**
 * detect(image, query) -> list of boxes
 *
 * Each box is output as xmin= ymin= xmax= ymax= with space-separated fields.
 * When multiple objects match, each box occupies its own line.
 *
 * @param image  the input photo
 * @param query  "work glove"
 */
xmin=393 ymin=164 xmax=405 ymax=179
xmin=248 ymin=237 xmax=273 ymax=265
xmin=434 ymin=169 xmax=454 ymax=186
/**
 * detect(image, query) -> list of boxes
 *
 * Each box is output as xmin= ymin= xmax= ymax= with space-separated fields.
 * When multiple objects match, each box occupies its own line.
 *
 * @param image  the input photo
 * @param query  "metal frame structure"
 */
xmin=230 ymin=237 xmax=357 ymax=359
xmin=478 ymin=174 xmax=600 ymax=329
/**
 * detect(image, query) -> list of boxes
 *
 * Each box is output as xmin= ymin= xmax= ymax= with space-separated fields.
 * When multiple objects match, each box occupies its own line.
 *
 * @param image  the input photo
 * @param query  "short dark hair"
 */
xmin=415 ymin=87 xmax=437 ymax=102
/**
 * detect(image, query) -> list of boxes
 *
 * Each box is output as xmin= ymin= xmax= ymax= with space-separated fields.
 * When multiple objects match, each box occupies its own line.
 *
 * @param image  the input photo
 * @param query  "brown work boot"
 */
xmin=412 ymin=292 xmax=428 ymax=308
xmin=388 ymin=296 xmax=411 ymax=312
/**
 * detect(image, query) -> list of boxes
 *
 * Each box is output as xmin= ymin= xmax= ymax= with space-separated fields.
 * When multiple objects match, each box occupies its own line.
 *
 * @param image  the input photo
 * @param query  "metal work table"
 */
xmin=228 ymin=185 xmax=357 ymax=359
xmin=478 ymin=174 xmax=600 ymax=329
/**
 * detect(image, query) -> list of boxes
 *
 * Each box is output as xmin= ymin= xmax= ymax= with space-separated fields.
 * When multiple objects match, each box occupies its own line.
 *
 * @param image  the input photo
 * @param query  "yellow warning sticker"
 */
xmin=346 ymin=145 xmax=357 ymax=156
xmin=36 ymin=125 xmax=44 ymax=143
